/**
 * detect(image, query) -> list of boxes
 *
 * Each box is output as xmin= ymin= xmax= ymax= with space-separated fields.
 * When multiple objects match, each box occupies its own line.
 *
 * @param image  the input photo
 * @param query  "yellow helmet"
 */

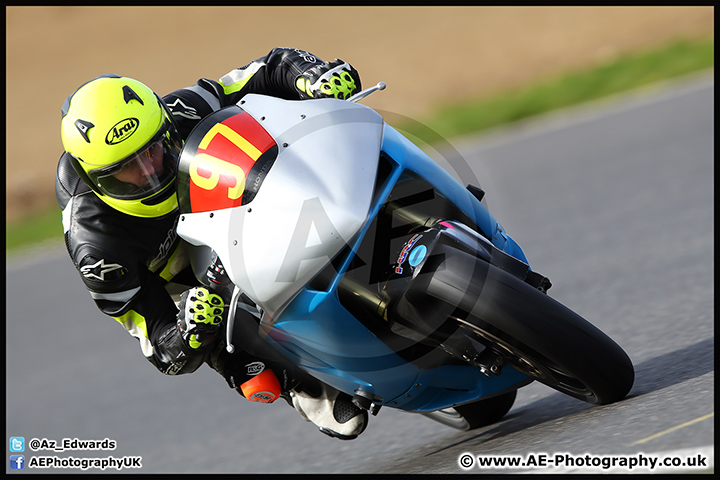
xmin=61 ymin=74 xmax=183 ymax=218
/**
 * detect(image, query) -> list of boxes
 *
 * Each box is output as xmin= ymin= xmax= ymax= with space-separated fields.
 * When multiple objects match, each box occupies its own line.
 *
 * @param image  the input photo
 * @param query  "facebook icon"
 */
xmin=10 ymin=455 xmax=25 ymax=470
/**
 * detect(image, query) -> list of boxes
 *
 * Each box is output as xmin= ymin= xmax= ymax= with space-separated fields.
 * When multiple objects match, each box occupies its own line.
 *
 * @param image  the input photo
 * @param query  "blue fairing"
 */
xmin=381 ymin=125 xmax=529 ymax=264
xmin=261 ymin=123 xmax=532 ymax=412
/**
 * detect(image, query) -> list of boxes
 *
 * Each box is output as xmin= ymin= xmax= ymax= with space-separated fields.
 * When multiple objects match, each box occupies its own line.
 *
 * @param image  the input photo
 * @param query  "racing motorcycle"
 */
xmin=174 ymin=82 xmax=634 ymax=431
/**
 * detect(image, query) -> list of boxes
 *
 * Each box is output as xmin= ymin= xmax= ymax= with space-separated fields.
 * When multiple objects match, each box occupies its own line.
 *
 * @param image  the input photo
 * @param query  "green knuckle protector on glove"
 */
xmin=190 ymin=288 xmax=224 ymax=326
xmin=177 ymin=287 xmax=226 ymax=350
xmin=295 ymin=59 xmax=361 ymax=100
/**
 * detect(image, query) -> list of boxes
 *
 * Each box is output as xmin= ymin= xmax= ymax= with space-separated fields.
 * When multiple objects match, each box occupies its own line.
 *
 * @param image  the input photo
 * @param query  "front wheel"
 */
xmin=419 ymin=248 xmax=635 ymax=405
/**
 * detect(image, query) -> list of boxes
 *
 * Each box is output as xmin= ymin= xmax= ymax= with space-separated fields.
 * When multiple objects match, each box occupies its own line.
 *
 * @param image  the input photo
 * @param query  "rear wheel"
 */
xmin=420 ymin=390 xmax=517 ymax=430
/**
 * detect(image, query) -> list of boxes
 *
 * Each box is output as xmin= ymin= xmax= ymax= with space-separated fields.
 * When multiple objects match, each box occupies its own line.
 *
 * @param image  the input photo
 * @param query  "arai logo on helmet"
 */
xmin=105 ymin=117 xmax=139 ymax=145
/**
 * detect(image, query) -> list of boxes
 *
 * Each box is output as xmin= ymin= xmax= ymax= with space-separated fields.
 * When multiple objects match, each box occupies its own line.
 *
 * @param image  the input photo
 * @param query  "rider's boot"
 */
xmin=283 ymin=379 xmax=368 ymax=440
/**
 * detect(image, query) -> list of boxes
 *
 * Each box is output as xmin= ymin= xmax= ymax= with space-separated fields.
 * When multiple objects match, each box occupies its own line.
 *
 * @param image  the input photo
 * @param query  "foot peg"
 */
xmin=352 ymin=389 xmax=382 ymax=416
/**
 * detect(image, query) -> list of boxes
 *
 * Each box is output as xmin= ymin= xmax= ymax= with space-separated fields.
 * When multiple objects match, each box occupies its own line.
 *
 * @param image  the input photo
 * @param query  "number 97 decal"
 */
xmin=187 ymin=112 xmax=276 ymax=213
xmin=190 ymin=152 xmax=246 ymax=200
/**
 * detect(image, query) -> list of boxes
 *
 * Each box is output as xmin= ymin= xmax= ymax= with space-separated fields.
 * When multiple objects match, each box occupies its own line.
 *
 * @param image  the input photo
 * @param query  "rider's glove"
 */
xmin=177 ymin=286 xmax=225 ymax=350
xmin=295 ymin=59 xmax=361 ymax=100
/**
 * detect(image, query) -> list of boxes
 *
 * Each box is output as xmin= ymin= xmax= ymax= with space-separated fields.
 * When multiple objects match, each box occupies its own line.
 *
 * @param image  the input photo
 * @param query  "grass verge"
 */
xmin=6 ymin=208 xmax=64 ymax=256
xmin=398 ymin=36 xmax=714 ymax=140
xmin=5 ymin=36 xmax=714 ymax=256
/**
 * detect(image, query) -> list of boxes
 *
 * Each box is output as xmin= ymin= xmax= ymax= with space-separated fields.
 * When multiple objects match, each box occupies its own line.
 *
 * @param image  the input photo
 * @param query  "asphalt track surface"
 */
xmin=6 ymin=72 xmax=714 ymax=474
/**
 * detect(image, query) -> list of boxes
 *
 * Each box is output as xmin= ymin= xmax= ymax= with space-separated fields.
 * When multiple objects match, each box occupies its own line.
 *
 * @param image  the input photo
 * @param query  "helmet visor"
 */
xmin=88 ymin=122 xmax=181 ymax=200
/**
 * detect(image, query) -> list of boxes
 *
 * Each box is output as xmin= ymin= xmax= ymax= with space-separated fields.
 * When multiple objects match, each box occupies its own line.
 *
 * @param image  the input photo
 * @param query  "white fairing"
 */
xmin=177 ymin=95 xmax=384 ymax=317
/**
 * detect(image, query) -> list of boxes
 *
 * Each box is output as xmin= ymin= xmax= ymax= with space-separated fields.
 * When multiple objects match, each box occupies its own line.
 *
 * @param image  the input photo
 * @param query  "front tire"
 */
xmin=419 ymin=248 xmax=635 ymax=405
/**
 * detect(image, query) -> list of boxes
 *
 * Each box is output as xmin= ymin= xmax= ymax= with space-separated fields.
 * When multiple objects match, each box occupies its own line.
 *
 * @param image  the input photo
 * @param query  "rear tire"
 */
xmin=421 ymin=390 xmax=517 ymax=430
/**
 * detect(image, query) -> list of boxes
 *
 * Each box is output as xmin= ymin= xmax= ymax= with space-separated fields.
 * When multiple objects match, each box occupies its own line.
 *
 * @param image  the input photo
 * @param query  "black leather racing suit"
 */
xmin=55 ymin=48 xmax=332 ymax=391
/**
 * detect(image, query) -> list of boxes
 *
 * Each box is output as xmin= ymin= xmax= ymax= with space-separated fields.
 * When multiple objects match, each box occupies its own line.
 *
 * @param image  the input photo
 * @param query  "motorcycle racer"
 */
xmin=55 ymin=47 xmax=367 ymax=440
